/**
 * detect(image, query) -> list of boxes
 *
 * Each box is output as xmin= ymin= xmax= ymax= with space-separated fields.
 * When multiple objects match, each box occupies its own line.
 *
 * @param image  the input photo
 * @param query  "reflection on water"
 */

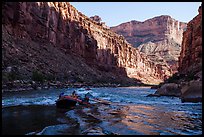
xmin=2 ymin=87 xmax=202 ymax=135
xmin=120 ymin=105 xmax=199 ymax=135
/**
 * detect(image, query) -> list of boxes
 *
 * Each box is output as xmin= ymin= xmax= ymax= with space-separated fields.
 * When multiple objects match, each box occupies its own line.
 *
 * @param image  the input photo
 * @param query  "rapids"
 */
xmin=2 ymin=87 xmax=202 ymax=135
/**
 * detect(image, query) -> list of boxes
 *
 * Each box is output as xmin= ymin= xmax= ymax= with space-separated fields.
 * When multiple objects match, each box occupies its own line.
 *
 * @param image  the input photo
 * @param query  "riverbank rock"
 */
xmin=154 ymin=83 xmax=181 ymax=97
xmin=180 ymin=81 xmax=202 ymax=103
xmin=146 ymin=94 xmax=161 ymax=97
xmin=150 ymin=84 xmax=161 ymax=89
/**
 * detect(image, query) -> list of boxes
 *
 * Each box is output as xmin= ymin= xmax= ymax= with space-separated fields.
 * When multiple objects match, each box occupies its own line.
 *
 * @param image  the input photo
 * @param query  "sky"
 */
xmin=70 ymin=2 xmax=202 ymax=27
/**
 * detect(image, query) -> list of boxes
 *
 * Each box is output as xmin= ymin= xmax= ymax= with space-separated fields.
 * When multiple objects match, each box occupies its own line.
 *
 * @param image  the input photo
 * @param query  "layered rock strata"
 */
xmin=152 ymin=5 xmax=202 ymax=102
xmin=2 ymin=2 xmax=171 ymax=85
xmin=111 ymin=16 xmax=187 ymax=73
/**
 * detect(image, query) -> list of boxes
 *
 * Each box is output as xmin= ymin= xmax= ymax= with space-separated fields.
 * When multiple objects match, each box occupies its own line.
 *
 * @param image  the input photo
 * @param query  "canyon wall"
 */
xmin=178 ymin=5 xmax=202 ymax=74
xmin=152 ymin=5 xmax=202 ymax=103
xmin=2 ymin=2 xmax=172 ymax=85
xmin=111 ymin=16 xmax=187 ymax=73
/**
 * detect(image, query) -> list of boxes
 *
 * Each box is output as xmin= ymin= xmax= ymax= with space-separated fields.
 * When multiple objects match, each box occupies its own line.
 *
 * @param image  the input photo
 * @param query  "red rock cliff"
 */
xmin=178 ymin=5 xmax=202 ymax=74
xmin=153 ymin=5 xmax=202 ymax=103
xmin=111 ymin=16 xmax=187 ymax=73
xmin=2 ymin=2 xmax=172 ymax=85
xmin=111 ymin=16 xmax=186 ymax=47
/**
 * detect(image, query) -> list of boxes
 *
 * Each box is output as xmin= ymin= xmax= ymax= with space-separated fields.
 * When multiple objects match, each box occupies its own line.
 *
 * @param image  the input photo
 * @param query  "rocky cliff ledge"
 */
xmin=2 ymin=2 xmax=171 ymax=87
xmin=150 ymin=5 xmax=202 ymax=103
xmin=111 ymin=16 xmax=187 ymax=73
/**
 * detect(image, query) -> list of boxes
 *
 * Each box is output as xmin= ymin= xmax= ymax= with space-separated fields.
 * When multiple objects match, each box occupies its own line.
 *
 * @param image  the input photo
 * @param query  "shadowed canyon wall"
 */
xmin=2 ymin=2 xmax=172 ymax=85
xmin=178 ymin=5 xmax=202 ymax=74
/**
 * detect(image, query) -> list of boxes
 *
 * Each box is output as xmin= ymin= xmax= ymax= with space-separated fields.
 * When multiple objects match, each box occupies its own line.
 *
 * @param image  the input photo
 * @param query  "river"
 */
xmin=2 ymin=87 xmax=202 ymax=135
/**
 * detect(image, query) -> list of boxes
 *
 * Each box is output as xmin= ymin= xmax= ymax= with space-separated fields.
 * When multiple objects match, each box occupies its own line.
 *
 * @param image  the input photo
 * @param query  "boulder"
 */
xmin=146 ymin=94 xmax=161 ymax=97
xmin=154 ymin=83 xmax=181 ymax=97
xmin=180 ymin=81 xmax=202 ymax=103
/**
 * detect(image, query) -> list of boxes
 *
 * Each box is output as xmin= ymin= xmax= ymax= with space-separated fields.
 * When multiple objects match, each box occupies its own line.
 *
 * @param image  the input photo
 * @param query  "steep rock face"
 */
xmin=111 ymin=16 xmax=187 ymax=73
xmin=178 ymin=5 xmax=202 ymax=102
xmin=152 ymin=5 xmax=202 ymax=103
xmin=111 ymin=16 xmax=186 ymax=47
xmin=178 ymin=5 xmax=202 ymax=74
xmin=2 ymin=2 xmax=171 ymax=85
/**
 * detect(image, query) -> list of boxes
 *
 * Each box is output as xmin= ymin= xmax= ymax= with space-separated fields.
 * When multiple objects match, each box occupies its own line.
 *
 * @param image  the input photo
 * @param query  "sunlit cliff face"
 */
xmin=2 ymin=2 xmax=172 ymax=85
xmin=111 ymin=15 xmax=187 ymax=74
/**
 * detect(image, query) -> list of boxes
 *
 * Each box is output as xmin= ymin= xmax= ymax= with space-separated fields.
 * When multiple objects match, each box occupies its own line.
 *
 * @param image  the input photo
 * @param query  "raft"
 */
xmin=56 ymin=96 xmax=78 ymax=108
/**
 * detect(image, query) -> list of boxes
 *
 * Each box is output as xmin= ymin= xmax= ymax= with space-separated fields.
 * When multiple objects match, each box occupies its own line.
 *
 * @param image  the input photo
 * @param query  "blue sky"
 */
xmin=70 ymin=2 xmax=202 ymax=27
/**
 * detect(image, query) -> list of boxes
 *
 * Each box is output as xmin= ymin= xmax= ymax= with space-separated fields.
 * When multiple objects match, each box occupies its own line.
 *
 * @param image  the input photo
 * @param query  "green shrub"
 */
xmin=185 ymin=72 xmax=197 ymax=81
xmin=2 ymin=71 xmax=20 ymax=81
xmin=32 ymin=70 xmax=44 ymax=82
xmin=165 ymin=73 xmax=180 ymax=83
xmin=46 ymin=74 xmax=55 ymax=81
xmin=8 ymin=72 xmax=18 ymax=81
xmin=2 ymin=72 xmax=9 ymax=82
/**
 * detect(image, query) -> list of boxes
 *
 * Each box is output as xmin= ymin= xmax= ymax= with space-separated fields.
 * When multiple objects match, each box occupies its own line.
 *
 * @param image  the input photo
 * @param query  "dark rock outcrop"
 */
xmin=2 ymin=2 xmax=171 ymax=87
xmin=180 ymin=81 xmax=202 ymax=103
xmin=90 ymin=15 xmax=102 ymax=23
xmin=154 ymin=83 xmax=181 ymax=97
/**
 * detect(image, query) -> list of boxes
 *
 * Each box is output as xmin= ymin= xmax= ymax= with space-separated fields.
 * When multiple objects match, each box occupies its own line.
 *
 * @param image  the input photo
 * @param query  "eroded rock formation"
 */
xmin=90 ymin=15 xmax=102 ymax=23
xmin=2 ymin=2 xmax=172 ymax=85
xmin=111 ymin=16 xmax=187 ymax=73
xmin=152 ymin=5 xmax=202 ymax=102
xmin=178 ymin=5 xmax=202 ymax=102
xmin=178 ymin=5 xmax=202 ymax=74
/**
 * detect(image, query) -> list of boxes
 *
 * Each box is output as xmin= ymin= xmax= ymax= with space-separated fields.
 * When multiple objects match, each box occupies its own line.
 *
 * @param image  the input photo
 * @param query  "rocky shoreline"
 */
xmin=3 ymin=78 xmax=202 ymax=103
xmin=2 ymin=78 xmax=156 ymax=94
xmin=2 ymin=80 xmax=137 ymax=93
xmin=147 ymin=80 xmax=202 ymax=103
